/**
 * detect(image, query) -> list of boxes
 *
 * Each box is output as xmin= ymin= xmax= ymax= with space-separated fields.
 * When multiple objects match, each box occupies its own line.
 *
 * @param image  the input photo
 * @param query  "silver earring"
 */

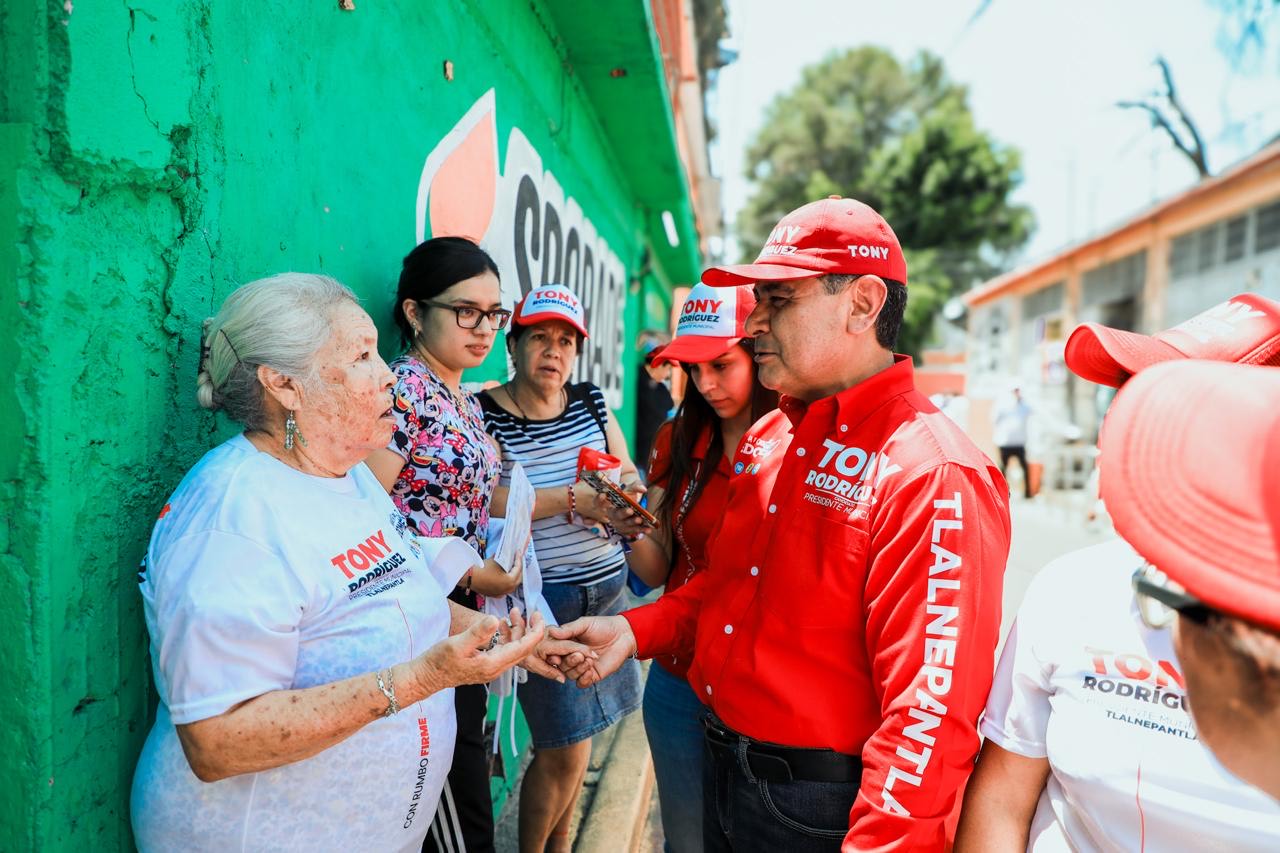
xmin=284 ymin=411 xmax=307 ymax=450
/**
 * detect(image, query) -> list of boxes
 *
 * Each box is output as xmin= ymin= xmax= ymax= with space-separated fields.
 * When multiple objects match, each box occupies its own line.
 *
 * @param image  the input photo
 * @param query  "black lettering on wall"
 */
xmin=541 ymin=203 xmax=563 ymax=286
xmin=514 ymin=175 xmax=541 ymax=296
xmin=564 ymin=229 xmax=581 ymax=291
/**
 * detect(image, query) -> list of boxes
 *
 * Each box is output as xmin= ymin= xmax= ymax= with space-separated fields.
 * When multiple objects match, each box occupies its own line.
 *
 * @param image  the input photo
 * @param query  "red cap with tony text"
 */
xmin=651 ymin=283 xmax=756 ymax=365
xmin=513 ymin=285 xmax=589 ymax=338
xmin=1065 ymin=293 xmax=1280 ymax=387
xmin=702 ymin=196 xmax=907 ymax=287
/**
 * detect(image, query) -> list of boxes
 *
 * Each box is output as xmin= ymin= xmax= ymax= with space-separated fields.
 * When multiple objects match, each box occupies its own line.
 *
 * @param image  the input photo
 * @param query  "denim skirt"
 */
xmin=518 ymin=571 xmax=642 ymax=749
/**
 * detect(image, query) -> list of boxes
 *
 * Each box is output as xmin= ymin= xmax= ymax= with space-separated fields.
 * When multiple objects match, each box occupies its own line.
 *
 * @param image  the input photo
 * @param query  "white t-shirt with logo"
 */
xmin=131 ymin=435 xmax=481 ymax=852
xmin=983 ymin=538 xmax=1280 ymax=852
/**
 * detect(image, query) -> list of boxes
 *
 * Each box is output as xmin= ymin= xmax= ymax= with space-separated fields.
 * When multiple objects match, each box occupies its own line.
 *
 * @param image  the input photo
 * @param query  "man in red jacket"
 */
xmin=554 ymin=197 xmax=1011 ymax=851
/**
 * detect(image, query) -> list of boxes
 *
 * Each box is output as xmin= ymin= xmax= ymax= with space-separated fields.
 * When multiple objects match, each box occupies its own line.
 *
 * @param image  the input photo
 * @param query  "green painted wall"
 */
xmin=0 ymin=1 xmax=697 ymax=848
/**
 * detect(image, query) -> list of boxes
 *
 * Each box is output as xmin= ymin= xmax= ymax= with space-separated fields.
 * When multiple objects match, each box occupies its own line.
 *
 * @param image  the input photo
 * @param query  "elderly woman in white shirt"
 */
xmin=130 ymin=273 xmax=584 ymax=852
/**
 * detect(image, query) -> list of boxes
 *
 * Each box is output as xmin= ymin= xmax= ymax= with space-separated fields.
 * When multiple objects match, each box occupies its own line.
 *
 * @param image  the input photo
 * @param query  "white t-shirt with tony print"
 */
xmin=131 ymin=435 xmax=480 ymax=852
xmin=983 ymin=538 xmax=1280 ymax=852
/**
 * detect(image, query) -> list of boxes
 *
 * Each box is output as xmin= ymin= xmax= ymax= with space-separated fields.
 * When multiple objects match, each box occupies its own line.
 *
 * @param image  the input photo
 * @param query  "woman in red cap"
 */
xmin=478 ymin=285 xmax=645 ymax=853
xmin=1097 ymin=359 xmax=1280 ymax=804
xmin=617 ymin=283 xmax=777 ymax=852
xmin=956 ymin=295 xmax=1280 ymax=852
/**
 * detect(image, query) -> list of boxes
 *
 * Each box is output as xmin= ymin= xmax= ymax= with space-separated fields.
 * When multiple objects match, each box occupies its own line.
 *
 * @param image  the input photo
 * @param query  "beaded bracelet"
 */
xmin=567 ymin=481 xmax=577 ymax=522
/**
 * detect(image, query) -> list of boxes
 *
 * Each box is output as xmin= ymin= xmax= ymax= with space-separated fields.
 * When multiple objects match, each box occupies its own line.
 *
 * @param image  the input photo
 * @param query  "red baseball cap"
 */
xmin=1065 ymin=293 xmax=1280 ymax=387
xmin=651 ymin=284 xmax=756 ymax=365
xmin=1100 ymin=360 xmax=1280 ymax=632
xmin=513 ymin=285 xmax=589 ymax=338
xmin=702 ymin=196 xmax=907 ymax=287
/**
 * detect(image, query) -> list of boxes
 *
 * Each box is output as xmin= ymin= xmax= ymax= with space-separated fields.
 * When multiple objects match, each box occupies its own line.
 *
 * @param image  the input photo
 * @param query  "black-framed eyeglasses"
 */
xmin=1131 ymin=563 xmax=1212 ymax=629
xmin=419 ymin=299 xmax=512 ymax=330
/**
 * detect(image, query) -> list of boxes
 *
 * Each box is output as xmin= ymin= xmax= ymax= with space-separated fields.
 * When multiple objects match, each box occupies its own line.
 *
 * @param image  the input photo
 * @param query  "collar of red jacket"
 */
xmin=778 ymin=354 xmax=915 ymax=429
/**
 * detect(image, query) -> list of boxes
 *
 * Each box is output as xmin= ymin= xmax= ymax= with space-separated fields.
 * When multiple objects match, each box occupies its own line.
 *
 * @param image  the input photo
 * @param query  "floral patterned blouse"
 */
xmin=385 ymin=355 xmax=501 ymax=556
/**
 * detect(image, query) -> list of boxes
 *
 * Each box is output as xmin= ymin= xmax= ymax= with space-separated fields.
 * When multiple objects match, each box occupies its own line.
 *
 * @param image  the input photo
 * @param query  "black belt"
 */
xmin=703 ymin=717 xmax=862 ymax=784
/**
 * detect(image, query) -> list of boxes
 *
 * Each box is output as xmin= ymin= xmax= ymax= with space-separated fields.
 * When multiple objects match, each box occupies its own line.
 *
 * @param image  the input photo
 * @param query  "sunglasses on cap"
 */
xmin=1131 ymin=563 xmax=1212 ymax=630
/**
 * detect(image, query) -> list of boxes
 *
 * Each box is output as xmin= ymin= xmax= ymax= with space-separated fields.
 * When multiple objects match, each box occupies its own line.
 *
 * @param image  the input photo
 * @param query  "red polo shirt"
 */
xmin=624 ymin=357 xmax=1011 ymax=851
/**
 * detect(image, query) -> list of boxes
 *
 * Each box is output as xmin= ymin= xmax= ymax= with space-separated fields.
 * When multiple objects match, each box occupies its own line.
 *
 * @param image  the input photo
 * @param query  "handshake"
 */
xmin=536 ymin=615 xmax=639 ymax=687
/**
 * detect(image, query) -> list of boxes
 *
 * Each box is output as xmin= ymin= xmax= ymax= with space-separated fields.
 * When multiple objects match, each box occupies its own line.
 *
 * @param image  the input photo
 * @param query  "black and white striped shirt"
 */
xmin=480 ymin=383 xmax=627 ymax=586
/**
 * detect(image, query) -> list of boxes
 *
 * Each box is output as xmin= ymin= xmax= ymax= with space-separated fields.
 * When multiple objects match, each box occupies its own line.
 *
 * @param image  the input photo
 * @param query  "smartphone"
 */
xmin=578 ymin=469 xmax=659 ymax=527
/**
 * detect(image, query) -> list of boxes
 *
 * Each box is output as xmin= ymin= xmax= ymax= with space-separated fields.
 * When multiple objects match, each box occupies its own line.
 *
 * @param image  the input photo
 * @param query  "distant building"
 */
xmin=963 ymin=140 xmax=1280 ymax=450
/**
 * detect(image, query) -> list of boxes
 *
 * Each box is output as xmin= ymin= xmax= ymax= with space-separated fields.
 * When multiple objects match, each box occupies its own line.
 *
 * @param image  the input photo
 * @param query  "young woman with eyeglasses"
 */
xmin=955 ymin=298 xmax=1280 ymax=853
xmin=366 ymin=236 xmax=520 ymax=853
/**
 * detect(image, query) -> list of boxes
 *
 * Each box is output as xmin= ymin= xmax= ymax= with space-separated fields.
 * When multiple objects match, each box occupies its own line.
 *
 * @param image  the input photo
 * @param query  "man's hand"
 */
xmin=523 ymin=636 xmax=597 ymax=683
xmin=548 ymin=615 xmax=637 ymax=687
xmin=412 ymin=608 xmax=545 ymax=692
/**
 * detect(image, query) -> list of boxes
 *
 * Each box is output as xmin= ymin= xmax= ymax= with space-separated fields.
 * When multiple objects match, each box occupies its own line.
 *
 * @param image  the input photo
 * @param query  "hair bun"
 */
xmin=196 ymin=317 xmax=220 ymax=410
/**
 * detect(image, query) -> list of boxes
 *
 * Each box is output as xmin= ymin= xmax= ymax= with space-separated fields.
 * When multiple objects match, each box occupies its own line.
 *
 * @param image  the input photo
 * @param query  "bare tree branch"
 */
xmin=1116 ymin=58 xmax=1211 ymax=178
xmin=1155 ymin=56 xmax=1210 ymax=176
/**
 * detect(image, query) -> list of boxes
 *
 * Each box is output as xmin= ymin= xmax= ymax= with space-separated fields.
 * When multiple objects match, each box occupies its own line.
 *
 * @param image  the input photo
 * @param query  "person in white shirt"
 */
xmin=956 ymin=293 xmax=1280 ymax=852
xmin=1099 ymin=359 xmax=1280 ymax=804
xmin=992 ymin=386 xmax=1033 ymax=499
xmin=130 ymin=273 xmax=584 ymax=853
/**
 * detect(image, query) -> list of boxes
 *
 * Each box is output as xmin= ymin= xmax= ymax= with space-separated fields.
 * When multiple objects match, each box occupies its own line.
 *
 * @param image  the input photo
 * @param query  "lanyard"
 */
xmin=673 ymin=459 xmax=702 ymax=585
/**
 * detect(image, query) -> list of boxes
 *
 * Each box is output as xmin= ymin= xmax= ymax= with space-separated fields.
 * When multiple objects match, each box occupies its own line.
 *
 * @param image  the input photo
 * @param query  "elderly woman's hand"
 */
xmin=411 ymin=608 xmax=546 ymax=692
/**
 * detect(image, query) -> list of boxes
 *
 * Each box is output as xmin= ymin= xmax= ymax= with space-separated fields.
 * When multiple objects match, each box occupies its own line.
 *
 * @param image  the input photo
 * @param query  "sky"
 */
xmin=709 ymin=0 xmax=1280 ymax=270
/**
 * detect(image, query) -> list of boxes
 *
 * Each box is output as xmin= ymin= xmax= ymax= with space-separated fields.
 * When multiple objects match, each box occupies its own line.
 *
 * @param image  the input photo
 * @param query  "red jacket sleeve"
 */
xmin=623 ymin=563 xmax=710 ymax=658
xmin=843 ymin=462 xmax=1010 ymax=852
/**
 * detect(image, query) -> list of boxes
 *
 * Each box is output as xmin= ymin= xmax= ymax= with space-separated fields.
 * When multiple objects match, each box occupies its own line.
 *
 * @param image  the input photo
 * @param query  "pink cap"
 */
xmin=1101 ymin=360 xmax=1280 ymax=632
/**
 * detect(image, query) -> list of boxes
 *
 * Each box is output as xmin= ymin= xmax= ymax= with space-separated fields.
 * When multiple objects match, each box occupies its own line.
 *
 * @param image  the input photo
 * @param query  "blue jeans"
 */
xmin=642 ymin=663 xmax=706 ymax=853
xmin=702 ymin=732 xmax=858 ymax=852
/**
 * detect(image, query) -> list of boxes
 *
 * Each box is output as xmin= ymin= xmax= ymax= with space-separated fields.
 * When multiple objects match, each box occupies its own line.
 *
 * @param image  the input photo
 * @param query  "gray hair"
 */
xmin=197 ymin=273 xmax=358 ymax=429
xmin=821 ymin=273 xmax=859 ymax=295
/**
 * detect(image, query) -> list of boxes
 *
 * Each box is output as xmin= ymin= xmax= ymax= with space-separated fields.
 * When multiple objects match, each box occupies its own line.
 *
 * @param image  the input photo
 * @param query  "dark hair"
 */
xmin=393 ymin=236 xmax=500 ymax=347
xmin=876 ymin=279 xmax=908 ymax=350
xmin=821 ymin=275 xmax=908 ymax=350
xmin=654 ymin=341 xmax=779 ymax=534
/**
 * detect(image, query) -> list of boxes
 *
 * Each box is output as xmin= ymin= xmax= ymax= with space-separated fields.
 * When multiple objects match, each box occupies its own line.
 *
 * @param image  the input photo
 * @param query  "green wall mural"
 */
xmin=0 ymin=1 xmax=699 ymax=848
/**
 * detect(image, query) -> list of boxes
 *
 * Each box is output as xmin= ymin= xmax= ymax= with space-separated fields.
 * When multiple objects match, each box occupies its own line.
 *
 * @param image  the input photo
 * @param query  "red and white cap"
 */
xmin=513 ymin=285 xmax=589 ymax=338
xmin=702 ymin=196 xmax=907 ymax=287
xmin=651 ymin=284 xmax=756 ymax=365
xmin=1100 ymin=360 xmax=1280 ymax=632
xmin=1065 ymin=293 xmax=1280 ymax=387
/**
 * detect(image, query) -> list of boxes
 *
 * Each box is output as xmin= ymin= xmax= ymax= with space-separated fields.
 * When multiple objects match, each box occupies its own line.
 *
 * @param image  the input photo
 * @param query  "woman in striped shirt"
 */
xmin=479 ymin=286 xmax=643 ymax=853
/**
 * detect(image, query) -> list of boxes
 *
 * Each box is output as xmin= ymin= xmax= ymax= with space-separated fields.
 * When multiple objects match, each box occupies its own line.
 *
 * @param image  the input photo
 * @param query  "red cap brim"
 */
xmin=1064 ymin=323 xmax=1187 ymax=387
xmin=701 ymin=262 xmax=823 ymax=287
xmin=650 ymin=335 xmax=741 ymax=366
xmin=514 ymin=310 xmax=589 ymax=338
xmin=1100 ymin=360 xmax=1280 ymax=631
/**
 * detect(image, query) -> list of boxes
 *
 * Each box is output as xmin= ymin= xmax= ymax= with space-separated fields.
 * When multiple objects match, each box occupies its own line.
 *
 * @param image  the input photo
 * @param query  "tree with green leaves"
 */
xmin=736 ymin=47 xmax=1033 ymax=356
